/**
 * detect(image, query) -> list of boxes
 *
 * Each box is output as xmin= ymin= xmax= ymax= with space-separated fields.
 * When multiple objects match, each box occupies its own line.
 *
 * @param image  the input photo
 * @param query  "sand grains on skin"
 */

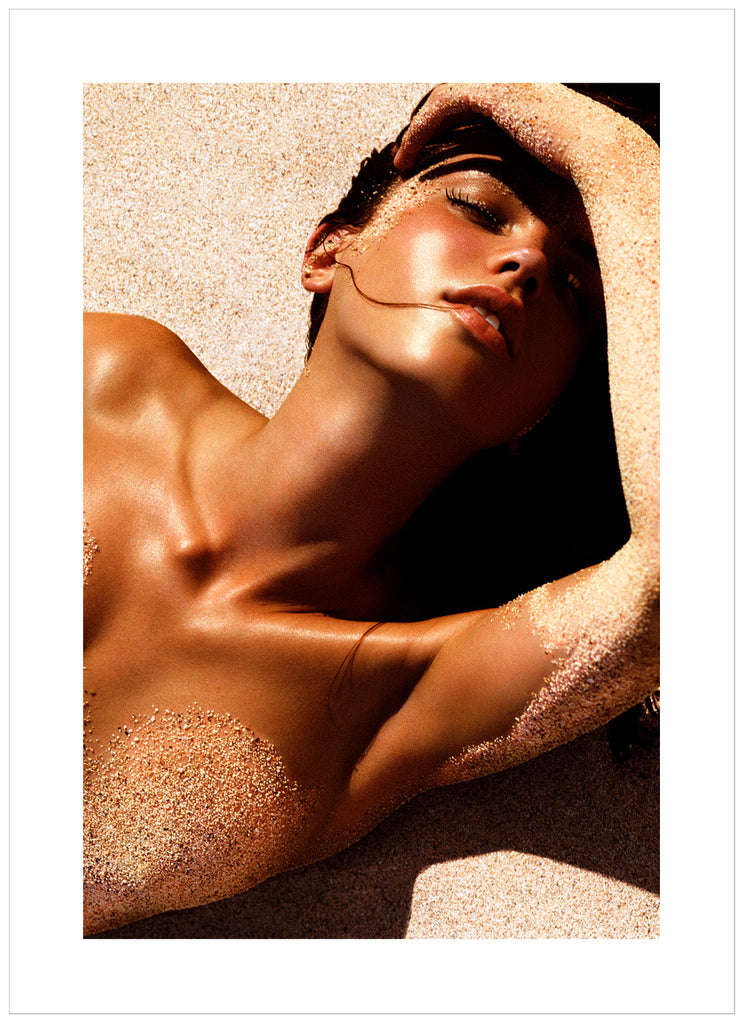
xmin=83 ymin=520 xmax=99 ymax=583
xmin=436 ymin=547 xmax=658 ymax=790
xmin=83 ymin=703 xmax=322 ymax=935
xmin=82 ymin=84 xmax=659 ymax=939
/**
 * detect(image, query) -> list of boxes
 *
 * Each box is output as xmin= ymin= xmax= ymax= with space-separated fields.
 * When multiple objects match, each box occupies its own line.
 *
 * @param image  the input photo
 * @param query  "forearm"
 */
xmin=569 ymin=122 xmax=660 ymax=567
xmin=396 ymin=84 xmax=661 ymax=568
xmin=497 ymin=84 xmax=661 ymax=565
xmin=382 ymin=85 xmax=661 ymax=794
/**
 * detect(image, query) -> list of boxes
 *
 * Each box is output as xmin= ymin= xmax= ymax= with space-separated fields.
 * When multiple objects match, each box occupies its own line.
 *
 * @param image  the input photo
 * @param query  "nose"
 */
xmin=488 ymin=245 xmax=549 ymax=300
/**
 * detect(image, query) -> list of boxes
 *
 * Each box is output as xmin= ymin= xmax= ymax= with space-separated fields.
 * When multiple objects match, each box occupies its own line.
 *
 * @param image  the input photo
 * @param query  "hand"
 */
xmin=393 ymin=83 xmax=641 ymax=181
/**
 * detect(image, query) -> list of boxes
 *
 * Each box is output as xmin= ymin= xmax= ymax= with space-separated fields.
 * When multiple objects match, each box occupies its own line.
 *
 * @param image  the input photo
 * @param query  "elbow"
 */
xmin=624 ymin=531 xmax=660 ymax=602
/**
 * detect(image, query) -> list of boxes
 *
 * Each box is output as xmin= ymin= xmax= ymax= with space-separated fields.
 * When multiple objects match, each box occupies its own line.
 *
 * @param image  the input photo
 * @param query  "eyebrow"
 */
xmin=419 ymin=155 xmax=600 ymax=270
xmin=420 ymin=155 xmax=513 ymax=186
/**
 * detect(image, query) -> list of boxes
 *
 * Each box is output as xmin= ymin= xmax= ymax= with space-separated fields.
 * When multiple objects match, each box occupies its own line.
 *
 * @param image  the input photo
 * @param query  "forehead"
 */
xmin=404 ymin=127 xmax=596 ymax=252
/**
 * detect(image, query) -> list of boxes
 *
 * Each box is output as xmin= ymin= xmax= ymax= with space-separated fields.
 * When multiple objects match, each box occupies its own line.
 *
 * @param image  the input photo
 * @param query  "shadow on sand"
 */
xmin=95 ymin=724 xmax=658 ymax=939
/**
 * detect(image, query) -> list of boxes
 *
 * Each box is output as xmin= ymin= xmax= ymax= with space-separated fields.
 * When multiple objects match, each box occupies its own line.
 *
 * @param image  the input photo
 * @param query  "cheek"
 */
xmin=530 ymin=298 xmax=585 ymax=378
xmin=393 ymin=228 xmax=449 ymax=300
xmin=350 ymin=202 xmax=473 ymax=303
xmin=350 ymin=224 xmax=444 ymax=302
xmin=548 ymin=324 xmax=583 ymax=383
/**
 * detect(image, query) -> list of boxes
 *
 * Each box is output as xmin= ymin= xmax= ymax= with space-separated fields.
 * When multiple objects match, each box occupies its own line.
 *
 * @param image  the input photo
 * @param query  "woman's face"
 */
xmin=313 ymin=145 xmax=605 ymax=452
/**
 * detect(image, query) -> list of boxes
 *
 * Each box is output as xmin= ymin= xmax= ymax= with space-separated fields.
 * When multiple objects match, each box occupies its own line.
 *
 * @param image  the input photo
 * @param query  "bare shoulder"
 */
xmin=83 ymin=312 xmax=244 ymax=420
xmin=84 ymin=311 xmax=192 ymax=365
xmin=86 ymin=310 xmax=175 ymax=379
xmin=85 ymin=310 xmax=180 ymax=342
xmin=85 ymin=312 xmax=193 ymax=388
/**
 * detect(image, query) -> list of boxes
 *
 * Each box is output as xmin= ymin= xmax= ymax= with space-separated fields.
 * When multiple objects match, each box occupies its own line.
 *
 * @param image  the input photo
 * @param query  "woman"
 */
xmin=83 ymin=83 xmax=659 ymax=936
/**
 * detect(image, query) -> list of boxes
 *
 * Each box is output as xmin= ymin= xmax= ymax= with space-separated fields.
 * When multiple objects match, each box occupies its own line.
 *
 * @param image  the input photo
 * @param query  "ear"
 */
xmin=301 ymin=224 xmax=357 ymax=294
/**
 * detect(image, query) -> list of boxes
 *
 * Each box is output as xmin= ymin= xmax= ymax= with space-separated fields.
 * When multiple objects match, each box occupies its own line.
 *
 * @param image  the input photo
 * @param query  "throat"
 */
xmin=193 ymin=357 xmax=473 ymax=619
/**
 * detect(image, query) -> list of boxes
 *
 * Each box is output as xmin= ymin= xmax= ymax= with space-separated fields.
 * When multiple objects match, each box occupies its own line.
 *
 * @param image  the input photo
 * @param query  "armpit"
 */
xmin=437 ymin=546 xmax=659 ymax=786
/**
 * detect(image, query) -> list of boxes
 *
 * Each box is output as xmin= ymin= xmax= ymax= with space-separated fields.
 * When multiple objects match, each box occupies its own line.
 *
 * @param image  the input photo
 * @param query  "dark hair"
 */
xmin=306 ymin=130 xmax=408 ymax=354
xmin=307 ymin=84 xmax=659 ymax=356
xmin=307 ymin=85 xmax=660 ymax=756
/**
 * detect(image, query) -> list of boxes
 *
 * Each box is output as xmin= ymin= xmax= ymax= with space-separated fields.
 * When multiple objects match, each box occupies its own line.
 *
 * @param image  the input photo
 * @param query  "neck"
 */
xmin=224 ymin=337 xmax=476 ymax=614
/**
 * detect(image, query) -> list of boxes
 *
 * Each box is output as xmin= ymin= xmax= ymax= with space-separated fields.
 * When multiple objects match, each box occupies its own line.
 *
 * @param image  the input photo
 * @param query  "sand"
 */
xmin=84 ymin=83 xmax=658 ymax=940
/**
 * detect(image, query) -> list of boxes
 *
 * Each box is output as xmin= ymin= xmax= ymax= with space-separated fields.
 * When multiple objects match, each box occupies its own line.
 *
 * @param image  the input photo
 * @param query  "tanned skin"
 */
xmin=84 ymin=84 xmax=659 ymax=934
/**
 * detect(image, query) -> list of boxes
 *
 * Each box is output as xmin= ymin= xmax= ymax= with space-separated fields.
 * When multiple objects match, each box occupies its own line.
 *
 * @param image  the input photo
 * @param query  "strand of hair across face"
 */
xmin=332 ymin=256 xmax=451 ymax=316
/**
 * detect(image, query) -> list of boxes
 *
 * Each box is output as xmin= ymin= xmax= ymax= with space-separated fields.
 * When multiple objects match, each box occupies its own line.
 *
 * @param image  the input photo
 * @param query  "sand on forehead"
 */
xmin=84 ymin=82 xmax=659 ymax=940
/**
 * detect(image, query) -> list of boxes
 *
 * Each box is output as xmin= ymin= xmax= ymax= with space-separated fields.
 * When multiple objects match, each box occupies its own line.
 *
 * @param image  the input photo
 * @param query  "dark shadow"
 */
xmin=94 ymin=725 xmax=658 ymax=939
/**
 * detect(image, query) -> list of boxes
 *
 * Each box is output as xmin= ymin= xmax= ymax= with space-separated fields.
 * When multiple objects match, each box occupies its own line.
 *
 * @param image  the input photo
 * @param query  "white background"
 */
xmin=7 ymin=5 xmax=737 ymax=1016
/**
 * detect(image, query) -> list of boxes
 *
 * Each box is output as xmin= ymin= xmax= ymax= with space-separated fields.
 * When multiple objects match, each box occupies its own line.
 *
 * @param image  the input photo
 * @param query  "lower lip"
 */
xmin=448 ymin=305 xmax=512 ymax=358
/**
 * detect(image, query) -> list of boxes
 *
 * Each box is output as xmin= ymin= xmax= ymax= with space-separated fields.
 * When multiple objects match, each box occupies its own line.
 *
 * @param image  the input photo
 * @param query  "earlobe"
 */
xmin=301 ymin=252 xmax=333 ymax=294
xmin=301 ymin=225 xmax=356 ymax=294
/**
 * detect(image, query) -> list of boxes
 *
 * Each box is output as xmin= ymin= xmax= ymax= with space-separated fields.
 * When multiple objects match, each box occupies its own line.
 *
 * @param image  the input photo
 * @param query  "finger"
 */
xmin=393 ymin=87 xmax=477 ymax=171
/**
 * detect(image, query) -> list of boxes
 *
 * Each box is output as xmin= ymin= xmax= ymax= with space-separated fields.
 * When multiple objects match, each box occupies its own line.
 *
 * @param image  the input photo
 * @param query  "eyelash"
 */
xmin=445 ymin=188 xmax=603 ymax=321
xmin=445 ymin=188 xmax=504 ymax=230
xmin=561 ymin=270 xmax=604 ymax=320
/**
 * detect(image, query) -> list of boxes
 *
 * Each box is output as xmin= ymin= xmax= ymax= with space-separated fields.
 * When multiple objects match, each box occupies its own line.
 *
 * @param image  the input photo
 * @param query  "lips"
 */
xmin=443 ymin=285 xmax=525 ymax=358
xmin=472 ymin=305 xmax=502 ymax=332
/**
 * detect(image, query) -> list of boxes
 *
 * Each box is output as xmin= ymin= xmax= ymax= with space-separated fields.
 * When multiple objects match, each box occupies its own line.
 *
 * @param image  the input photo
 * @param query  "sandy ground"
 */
xmin=84 ymin=82 xmax=659 ymax=940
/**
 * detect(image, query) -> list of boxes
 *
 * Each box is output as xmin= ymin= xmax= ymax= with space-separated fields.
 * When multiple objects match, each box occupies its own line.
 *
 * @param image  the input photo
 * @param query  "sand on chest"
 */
xmin=83 ymin=702 xmax=323 ymax=934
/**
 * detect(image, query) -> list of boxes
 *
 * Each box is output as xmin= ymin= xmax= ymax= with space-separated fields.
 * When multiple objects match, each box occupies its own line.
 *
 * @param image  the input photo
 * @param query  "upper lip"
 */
xmin=444 ymin=285 xmax=525 ymax=355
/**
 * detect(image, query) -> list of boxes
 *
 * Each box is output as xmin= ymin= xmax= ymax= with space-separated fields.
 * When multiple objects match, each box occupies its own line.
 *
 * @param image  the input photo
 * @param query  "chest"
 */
xmin=84 ymin=386 xmax=211 ymax=643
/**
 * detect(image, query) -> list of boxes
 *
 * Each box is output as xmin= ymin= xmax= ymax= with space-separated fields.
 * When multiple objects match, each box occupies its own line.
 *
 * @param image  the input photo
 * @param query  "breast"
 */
xmin=83 ymin=701 xmax=326 ymax=934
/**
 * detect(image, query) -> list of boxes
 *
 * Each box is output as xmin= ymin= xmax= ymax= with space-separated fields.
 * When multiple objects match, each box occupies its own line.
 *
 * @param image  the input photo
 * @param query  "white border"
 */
xmin=8 ymin=6 xmax=736 ymax=1015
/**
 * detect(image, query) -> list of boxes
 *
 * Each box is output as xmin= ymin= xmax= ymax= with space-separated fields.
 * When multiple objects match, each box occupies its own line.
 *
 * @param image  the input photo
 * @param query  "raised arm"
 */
xmin=340 ymin=86 xmax=659 ymax=827
xmin=396 ymin=84 xmax=659 ymax=560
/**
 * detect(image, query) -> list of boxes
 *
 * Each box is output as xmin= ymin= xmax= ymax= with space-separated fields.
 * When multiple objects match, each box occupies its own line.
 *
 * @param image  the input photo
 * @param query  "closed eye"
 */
xmin=555 ymin=267 xmax=605 ymax=322
xmin=445 ymin=188 xmax=505 ymax=231
xmin=445 ymin=186 xmax=604 ymax=323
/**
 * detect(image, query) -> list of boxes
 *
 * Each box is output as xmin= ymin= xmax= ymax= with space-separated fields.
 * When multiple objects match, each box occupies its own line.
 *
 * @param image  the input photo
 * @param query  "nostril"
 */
xmin=494 ymin=248 xmax=548 ymax=297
